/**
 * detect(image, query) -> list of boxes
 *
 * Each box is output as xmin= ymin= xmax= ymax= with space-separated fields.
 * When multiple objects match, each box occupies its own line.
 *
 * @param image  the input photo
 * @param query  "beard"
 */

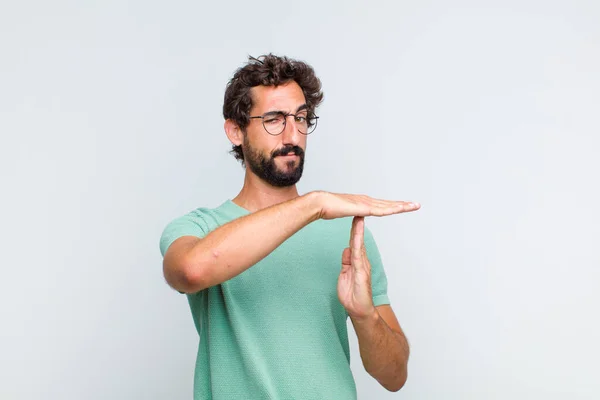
xmin=243 ymin=136 xmax=305 ymax=187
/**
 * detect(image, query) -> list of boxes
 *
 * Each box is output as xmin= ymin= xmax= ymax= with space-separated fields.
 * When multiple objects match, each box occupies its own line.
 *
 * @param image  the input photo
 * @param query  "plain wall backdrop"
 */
xmin=1 ymin=0 xmax=599 ymax=399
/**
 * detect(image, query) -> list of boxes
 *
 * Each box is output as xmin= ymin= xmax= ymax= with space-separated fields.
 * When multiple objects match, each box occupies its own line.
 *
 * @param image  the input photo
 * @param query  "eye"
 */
xmin=295 ymin=116 xmax=307 ymax=123
xmin=264 ymin=115 xmax=284 ymax=125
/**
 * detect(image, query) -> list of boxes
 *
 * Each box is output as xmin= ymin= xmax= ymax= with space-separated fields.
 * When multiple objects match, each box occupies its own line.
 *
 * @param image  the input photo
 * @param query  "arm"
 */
xmin=351 ymin=305 xmax=409 ymax=391
xmin=164 ymin=192 xmax=320 ymax=293
xmin=164 ymin=192 xmax=419 ymax=293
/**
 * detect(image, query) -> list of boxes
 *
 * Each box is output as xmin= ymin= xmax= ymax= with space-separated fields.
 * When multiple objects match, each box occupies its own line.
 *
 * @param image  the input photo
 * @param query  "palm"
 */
xmin=319 ymin=192 xmax=419 ymax=220
xmin=338 ymin=254 xmax=372 ymax=310
xmin=337 ymin=217 xmax=375 ymax=320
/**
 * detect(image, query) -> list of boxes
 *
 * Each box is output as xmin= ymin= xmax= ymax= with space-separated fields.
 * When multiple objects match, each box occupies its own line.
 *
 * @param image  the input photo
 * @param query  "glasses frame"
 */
xmin=249 ymin=111 xmax=319 ymax=136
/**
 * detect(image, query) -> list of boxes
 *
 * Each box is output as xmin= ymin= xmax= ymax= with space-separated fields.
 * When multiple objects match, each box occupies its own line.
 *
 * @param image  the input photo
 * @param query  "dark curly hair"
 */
xmin=223 ymin=54 xmax=324 ymax=164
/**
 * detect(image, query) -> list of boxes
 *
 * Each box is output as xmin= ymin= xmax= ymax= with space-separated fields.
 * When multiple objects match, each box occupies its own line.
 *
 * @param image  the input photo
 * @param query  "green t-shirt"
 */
xmin=159 ymin=199 xmax=390 ymax=400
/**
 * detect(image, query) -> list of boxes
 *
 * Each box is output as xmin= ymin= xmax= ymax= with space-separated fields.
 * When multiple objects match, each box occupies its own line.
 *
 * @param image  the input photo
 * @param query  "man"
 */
xmin=159 ymin=54 xmax=420 ymax=399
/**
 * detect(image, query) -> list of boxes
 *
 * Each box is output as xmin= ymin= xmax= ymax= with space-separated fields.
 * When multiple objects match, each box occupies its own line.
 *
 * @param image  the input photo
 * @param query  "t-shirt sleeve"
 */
xmin=159 ymin=211 xmax=210 ymax=257
xmin=364 ymin=227 xmax=390 ymax=307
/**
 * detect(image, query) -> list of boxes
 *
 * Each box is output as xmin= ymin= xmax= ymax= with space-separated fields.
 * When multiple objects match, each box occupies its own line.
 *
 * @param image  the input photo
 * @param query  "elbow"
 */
xmin=179 ymin=266 xmax=209 ymax=294
xmin=381 ymin=369 xmax=407 ymax=392
xmin=164 ymin=255 xmax=210 ymax=294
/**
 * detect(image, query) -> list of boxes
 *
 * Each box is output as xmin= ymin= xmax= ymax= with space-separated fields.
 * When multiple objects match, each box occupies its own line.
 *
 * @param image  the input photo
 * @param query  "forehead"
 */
xmin=250 ymin=81 xmax=306 ymax=113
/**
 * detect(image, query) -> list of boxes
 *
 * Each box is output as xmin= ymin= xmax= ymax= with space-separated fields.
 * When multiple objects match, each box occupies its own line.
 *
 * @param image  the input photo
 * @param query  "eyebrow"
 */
xmin=264 ymin=104 xmax=309 ymax=116
xmin=295 ymin=104 xmax=308 ymax=113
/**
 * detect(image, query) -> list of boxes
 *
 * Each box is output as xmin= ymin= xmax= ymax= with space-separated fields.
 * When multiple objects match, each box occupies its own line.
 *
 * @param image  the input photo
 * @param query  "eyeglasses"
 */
xmin=249 ymin=110 xmax=319 ymax=135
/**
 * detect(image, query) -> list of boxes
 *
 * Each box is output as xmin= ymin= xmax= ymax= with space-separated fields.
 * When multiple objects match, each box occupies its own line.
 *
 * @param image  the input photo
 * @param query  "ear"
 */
xmin=224 ymin=119 xmax=243 ymax=146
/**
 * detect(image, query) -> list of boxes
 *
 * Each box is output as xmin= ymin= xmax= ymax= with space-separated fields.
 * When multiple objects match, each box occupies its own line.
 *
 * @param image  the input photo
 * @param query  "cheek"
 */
xmin=244 ymin=128 xmax=265 ymax=146
xmin=246 ymin=132 xmax=278 ymax=155
xmin=298 ymin=136 xmax=308 ymax=151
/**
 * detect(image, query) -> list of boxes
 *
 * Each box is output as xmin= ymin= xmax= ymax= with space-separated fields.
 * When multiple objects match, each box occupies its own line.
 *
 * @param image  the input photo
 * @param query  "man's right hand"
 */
xmin=313 ymin=191 xmax=420 ymax=220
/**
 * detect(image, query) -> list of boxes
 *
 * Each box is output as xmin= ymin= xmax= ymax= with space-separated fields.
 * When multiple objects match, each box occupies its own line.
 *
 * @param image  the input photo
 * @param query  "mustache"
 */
xmin=272 ymin=145 xmax=304 ymax=158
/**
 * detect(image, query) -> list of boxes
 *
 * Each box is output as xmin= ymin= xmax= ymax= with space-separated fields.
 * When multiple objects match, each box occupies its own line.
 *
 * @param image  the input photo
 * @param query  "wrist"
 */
xmin=349 ymin=307 xmax=380 ymax=329
xmin=302 ymin=191 xmax=325 ymax=222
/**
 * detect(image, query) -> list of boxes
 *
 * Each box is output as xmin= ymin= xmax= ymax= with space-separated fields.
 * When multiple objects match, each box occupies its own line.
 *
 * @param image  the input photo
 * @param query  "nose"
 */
xmin=281 ymin=115 xmax=301 ymax=146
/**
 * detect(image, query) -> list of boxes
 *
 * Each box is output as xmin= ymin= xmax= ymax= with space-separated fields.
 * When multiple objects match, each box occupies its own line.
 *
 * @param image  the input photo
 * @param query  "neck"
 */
xmin=232 ymin=170 xmax=300 ymax=213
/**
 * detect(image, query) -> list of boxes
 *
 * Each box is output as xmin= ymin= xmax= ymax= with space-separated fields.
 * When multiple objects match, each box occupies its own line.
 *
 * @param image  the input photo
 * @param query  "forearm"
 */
xmin=351 ymin=311 xmax=409 ymax=392
xmin=183 ymin=192 xmax=321 ymax=290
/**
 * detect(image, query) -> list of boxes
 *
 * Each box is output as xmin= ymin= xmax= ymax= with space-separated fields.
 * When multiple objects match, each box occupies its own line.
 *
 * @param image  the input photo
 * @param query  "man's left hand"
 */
xmin=338 ymin=216 xmax=377 ymax=321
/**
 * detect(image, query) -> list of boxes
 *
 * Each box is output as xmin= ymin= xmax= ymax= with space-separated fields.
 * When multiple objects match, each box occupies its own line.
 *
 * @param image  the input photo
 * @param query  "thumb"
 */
xmin=341 ymin=247 xmax=351 ymax=266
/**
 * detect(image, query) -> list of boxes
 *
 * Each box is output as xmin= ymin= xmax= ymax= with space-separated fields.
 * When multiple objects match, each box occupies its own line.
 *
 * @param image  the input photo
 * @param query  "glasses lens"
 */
xmin=301 ymin=115 xmax=318 ymax=135
xmin=263 ymin=113 xmax=285 ymax=135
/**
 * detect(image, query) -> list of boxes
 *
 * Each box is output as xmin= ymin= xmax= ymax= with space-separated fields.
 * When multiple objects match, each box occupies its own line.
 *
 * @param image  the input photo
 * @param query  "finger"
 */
xmin=348 ymin=217 xmax=355 ymax=247
xmin=349 ymin=215 xmax=364 ymax=246
xmin=361 ymin=195 xmax=419 ymax=209
xmin=351 ymin=217 xmax=365 ymax=265
xmin=361 ymin=246 xmax=371 ymax=273
xmin=383 ymin=200 xmax=420 ymax=210
xmin=340 ymin=263 xmax=351 ymax=275
xmin=369 ymin=201 xmax=421 ymax=216
xmin=361 ymin=197 xmax=401 ymax=209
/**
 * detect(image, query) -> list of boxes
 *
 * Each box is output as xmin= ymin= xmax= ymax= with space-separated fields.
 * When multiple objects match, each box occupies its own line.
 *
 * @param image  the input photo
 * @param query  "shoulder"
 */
xmin=164 ymin=200 xmax=245 ymax=230
xmin=162 ymin=206 xmax=216 ymax=233
xmin=159 ymin=200 xmax=239 ymax=256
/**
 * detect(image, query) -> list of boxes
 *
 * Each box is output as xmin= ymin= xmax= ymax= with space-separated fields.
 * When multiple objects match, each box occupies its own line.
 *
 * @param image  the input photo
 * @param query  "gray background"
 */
xmin=1 ymin=0 xmax=599 ymax=399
